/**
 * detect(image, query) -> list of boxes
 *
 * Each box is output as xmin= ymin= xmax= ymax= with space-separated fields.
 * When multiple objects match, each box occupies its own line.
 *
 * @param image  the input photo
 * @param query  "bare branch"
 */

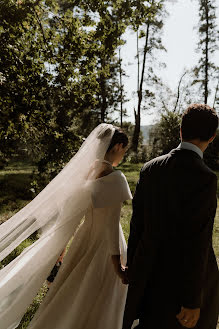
xmin=213 ymin=78 xmax=219 ymax=109
xmin=173 ymin=71 xmax=187 ymax=112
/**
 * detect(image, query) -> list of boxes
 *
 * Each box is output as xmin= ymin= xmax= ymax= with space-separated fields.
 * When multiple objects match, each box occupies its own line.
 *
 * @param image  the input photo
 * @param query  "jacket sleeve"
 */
xmin=179 ymin=173 xmax=217 ymax=309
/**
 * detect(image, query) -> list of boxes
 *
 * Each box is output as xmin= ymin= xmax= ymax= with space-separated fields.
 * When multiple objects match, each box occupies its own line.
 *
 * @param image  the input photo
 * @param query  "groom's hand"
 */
xmin=176 ymin=306 xmax=200 ymax=328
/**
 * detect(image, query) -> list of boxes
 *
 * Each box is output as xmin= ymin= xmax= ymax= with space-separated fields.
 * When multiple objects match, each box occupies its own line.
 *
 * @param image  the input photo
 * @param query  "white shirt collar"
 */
xmin=177 ymin=142 xmax=203 ymax=159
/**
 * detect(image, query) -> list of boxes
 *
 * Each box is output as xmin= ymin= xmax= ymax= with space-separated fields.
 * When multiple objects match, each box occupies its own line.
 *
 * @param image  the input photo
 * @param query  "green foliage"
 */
xmin=118 ymin=121 xmax=146 ymax=163
xmin=0 ymin=0 xmax=136 ymax=188
xmin=148 ymin=111 xmax=181 ymax=158
xmin=193 ymin=0 xmax=219 ymax=104
xmin=127 ymin=146 xmax=147 ymax=164
xmin=204 ymin=130 xmax=219 ymax=170
xmin=0 ymin=160 xmax=34 ymax=225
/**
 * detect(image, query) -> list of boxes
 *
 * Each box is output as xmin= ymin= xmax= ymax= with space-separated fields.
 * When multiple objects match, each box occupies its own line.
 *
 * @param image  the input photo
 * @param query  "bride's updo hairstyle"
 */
xmin=106 ymin=128 xmax=128 ymax=153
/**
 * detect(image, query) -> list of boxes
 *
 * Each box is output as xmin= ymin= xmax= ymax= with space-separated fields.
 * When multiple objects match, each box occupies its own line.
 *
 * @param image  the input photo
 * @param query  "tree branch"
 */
xmin=213 ymin=78 xmax=219 ymax=109
xmin=173 ymin=71 xmax=187 ymax=112
xmin=32 ymin=6 xmax=48 ymax=48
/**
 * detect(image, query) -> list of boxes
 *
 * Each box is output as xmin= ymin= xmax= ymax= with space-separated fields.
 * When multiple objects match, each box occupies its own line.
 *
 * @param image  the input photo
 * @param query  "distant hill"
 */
xmin=141 ymin=125 xmax=153 ymax=143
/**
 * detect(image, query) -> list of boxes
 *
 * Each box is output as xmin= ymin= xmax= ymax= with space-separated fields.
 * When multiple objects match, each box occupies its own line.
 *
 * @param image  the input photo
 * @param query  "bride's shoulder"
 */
xmin=99 ymin=169 xmax=127 ymax=184
xmin=113 ymin=170 xmax=128 ymax=181
xmin=90 ymin=170 xmax=132 ymax=207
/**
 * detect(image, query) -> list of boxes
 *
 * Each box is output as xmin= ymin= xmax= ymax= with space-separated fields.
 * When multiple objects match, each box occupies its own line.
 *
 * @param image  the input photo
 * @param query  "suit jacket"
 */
xmin=123 ymin=148 xmax=219 ymax=329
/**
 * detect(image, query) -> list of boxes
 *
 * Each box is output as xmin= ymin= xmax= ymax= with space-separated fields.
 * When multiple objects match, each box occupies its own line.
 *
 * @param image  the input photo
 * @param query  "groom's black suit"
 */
xmin=123 ymin=148 xmax=219 ymax=329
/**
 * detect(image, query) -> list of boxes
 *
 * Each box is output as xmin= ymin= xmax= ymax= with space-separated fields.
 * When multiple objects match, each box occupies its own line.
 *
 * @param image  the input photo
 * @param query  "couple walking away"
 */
xmin=0 ymin=103 xmax=219 ymax=329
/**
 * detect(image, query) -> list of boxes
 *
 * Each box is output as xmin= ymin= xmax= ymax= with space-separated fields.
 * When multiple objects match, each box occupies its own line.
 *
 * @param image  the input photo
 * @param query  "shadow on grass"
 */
xmin=0 ymin=169 xmax=34 ymax=220
xmin=0 ymin=161 xmax=39 ymax=268
xmin=0 ymin=172 xmax=33 ymax=198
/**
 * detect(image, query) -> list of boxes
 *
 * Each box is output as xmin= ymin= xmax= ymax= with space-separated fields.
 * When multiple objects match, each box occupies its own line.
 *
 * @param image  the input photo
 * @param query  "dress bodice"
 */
xmin=84 ymin=170 xmax=132 ymax=255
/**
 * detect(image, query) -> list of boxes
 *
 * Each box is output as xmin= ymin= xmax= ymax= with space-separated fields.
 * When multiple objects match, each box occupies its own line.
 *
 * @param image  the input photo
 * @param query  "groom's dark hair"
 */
xmin=181 ymin=104 xmax=218 ymax=141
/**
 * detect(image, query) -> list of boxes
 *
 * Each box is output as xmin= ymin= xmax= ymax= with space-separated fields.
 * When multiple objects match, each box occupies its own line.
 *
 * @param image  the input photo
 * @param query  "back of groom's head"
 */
xmin=181 ymin=104 xmax=218 ymax=142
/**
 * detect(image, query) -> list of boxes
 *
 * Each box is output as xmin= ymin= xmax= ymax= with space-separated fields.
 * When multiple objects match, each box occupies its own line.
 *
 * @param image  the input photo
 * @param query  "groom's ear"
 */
xmin=209 ymin=133 xmax=216 ymax=143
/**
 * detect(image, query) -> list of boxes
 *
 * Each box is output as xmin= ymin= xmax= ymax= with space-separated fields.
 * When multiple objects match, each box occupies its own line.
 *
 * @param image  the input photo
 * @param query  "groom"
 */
xmin=123 ymin=104 xmax=219 ymax=329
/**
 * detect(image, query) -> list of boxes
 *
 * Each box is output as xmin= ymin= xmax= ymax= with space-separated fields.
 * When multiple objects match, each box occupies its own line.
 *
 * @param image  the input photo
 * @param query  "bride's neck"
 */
xmin=102 ymin=159 xmax=113 ymax=166
xmin=104 ymin=154 xmax=113 ymax=165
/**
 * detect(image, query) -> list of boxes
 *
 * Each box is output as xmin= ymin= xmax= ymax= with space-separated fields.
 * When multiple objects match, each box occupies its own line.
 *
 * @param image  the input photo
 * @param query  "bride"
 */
xmin=0 ymin=124 xmax=135 ymax=329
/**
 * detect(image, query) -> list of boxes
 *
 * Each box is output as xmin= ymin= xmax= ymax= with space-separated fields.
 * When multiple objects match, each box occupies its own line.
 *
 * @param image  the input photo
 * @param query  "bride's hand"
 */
xmin=121 ymin=267 xmax=129 ymax=285
xmin=56 ymin=247 xmax=67 ymax=265
xmin=111 ymin=255 xmax=129 ymax=283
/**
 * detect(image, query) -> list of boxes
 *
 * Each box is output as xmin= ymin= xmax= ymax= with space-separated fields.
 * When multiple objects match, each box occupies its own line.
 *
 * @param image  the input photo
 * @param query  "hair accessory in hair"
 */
xmin=97 ymin=124 xmax=114 ymax=139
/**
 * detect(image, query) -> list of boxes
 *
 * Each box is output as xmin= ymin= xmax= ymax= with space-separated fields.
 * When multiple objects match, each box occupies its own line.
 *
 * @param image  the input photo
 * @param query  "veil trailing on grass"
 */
xmin=0 ymin=123 xmax=130 ymax=329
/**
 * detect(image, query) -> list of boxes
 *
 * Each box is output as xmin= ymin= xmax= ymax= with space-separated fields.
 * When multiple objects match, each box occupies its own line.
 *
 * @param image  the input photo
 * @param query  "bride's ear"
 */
xmin=116 ymin=143 xmax=125 ymax=152
xmin=112 ymin=143 xmax=119 ymax=153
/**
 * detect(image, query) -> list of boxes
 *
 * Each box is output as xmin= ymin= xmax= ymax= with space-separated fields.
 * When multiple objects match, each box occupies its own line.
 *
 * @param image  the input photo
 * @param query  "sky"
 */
xmin=120 ymin=0 xmax=219 ymax=125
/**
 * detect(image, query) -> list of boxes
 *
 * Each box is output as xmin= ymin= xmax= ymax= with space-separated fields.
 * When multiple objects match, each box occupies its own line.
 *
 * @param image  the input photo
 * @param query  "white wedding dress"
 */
xmin=0 ymin=124 xmax=138 ymax=329
xmin=28 ymin=170 xmax=132 ymax=329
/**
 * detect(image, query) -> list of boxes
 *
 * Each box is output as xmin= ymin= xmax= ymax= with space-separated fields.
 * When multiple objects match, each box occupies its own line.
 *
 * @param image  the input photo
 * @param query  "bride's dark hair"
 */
xmin=106 ymin=128 xmax=128 ymax=152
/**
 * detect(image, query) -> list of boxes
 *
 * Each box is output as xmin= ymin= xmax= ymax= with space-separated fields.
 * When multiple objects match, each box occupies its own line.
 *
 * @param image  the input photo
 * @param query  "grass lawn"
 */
xmin=0 ymin=161 xmax=218 ymax=328
xmin=0 ymin=161 xmax=35 ymax=225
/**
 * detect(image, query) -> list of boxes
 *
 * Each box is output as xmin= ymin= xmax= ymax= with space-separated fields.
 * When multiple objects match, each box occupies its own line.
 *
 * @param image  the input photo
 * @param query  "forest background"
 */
xmin=0 ymin=0 xmax=219 ymax=327
xmin=0 ymin=0 xmax=219 ymax=183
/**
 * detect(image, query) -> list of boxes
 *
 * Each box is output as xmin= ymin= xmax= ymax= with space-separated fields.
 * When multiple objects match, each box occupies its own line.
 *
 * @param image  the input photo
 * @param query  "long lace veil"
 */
xmin=0 ymin=123 xmax=116 ymax=329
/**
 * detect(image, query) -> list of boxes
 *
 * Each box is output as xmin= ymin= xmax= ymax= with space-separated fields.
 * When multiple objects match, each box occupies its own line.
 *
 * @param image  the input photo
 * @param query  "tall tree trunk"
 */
xmin=213 ymin=79 xmax=219 ymax=109
xmin=119 ymin=47 xmax=123 ymax=128
xmin=137 ymin=29 xmax=140 ymax=93
xmin=204 ymin=0 xmax=209 ymax=104
xmin=100 ymin=59 xmax=107 ymax=123
xmin=132 ymin=23 xmax=150 ymax=152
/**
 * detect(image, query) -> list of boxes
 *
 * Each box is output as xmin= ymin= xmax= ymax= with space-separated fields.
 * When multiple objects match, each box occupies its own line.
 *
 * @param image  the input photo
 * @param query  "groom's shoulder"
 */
xmin=201 ymin=161 xmax=217 ymax=180
xmin=141 ymin=152 xmax=171 ymax=174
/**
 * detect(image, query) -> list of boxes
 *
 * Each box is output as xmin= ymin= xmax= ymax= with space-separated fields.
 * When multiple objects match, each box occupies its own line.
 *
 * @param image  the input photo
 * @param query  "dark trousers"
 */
xmin=134 ymin=285 xmax=219 ymax=329
xmin=134 ymin=282 xmax=183 ymax=329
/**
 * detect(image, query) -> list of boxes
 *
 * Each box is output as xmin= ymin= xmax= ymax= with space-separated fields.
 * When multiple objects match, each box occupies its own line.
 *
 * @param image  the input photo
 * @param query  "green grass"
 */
xmin=118 ymin=162 xmax=143 ymax=195
xmin=118 ymin=162 xmax=143 ymax=242
xmin=0 ymin=161 xmax=219 ymax=328
xmin=0 ymin=161 xmax=34 ymax=224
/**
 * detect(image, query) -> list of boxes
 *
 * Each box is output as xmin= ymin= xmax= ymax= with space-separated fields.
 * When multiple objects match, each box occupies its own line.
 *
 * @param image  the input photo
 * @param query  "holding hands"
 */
xmin=111 ymin=255 xmax=129 ymax=284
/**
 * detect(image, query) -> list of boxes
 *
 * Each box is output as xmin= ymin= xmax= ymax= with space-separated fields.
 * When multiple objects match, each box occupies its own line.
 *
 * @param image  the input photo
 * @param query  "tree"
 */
xmin=148 ymin=111 xmax=181 ymax=159
xmin=0 ymin=0 xmax=132 ymax=184
xmin=193 ymin=0 xmax=219 ymax=104
xmin=204 ymin=129 xmax=219 ymax=169
xmin=118 ymin=45 xmax=128 ymax=127
xmin=0 ymin=0 xmax=54 ymax=160
xmin=130 ymin=0 xmax=166 ymax=152
xmin=213 ymin=78 xmax=219 ymax=111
